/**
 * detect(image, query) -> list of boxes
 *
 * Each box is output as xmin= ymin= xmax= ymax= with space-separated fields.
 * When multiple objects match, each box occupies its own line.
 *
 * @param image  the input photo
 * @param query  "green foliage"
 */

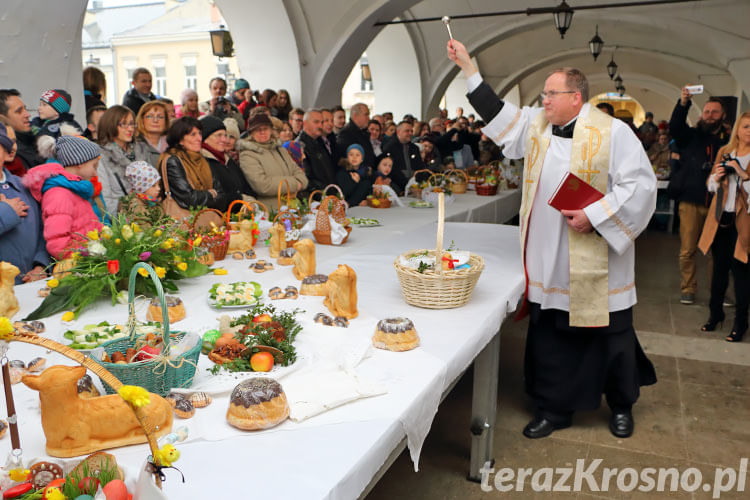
xmin=24 ymin=212 xmax=209 ymax=320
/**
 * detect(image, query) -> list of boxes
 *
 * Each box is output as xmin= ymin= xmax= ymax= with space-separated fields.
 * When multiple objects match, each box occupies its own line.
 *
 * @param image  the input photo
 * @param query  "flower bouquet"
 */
xmin=25 ymin=213 xmax=210 ymax=320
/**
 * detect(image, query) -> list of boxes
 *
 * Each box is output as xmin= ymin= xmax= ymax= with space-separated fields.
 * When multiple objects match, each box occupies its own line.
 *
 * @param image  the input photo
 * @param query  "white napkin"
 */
xmin=300 ymin=216 xmax=348 ymax=245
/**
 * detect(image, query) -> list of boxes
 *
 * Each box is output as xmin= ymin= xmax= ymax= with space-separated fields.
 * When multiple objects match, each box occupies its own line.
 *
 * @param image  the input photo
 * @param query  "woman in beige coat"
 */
xmin=698 ymin=111 xmax=750 ymax=342
xmin=237 ymin=114 xmax=308 ymax=209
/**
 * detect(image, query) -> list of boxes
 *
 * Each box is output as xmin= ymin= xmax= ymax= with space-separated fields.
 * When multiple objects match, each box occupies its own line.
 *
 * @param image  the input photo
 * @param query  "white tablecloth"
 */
xmin=3 ymin=200 xmax=524 ymax=499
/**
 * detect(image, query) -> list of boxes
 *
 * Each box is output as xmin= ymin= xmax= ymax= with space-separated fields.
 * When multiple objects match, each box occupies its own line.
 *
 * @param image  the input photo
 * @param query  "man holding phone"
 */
xmin=669 ymin=86 xmax=731 ymax=305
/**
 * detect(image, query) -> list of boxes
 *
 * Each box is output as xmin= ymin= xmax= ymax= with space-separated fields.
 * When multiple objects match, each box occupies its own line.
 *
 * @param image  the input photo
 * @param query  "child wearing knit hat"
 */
xmin=125 ymin=161 xmax=161 ymax=204
xmin=30 ymin=89 xmax=84 ymax=140
xmin=336 ymin=143 xmax=372 ymax=207
xmin=22 ymin=136 xmax=106 ymax=259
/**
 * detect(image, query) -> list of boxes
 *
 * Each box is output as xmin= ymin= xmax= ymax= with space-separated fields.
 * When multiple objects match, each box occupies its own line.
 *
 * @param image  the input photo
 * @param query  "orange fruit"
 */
xmin=250 ymin=351 xmax=274 ymax=372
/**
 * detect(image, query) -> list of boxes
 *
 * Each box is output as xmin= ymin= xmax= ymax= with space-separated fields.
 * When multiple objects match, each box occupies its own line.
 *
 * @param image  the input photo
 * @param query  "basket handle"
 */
xmin=436 ymin=193 xmax=445 ymax=277
xmin=323 ymin=184 xmax=345 ymax=200
xmin=225 ymin=199 xmax=254 ymax=227
xmin=128 ymin=262 xmax=171 ymax=348
xmin=277 ymin=178 xmax=293 ymax=208
xmin=190 ymin=208 xmax=224 ymax=232
xmin=428 ymin=172 xmax=447 ymax=186
xmin=246 ymin=200 xmax=269 ymax=219
xmin=308 ymin=190 xmax=323 ymax=207
xmin=273 ymin=209 xmax=299 ymax=226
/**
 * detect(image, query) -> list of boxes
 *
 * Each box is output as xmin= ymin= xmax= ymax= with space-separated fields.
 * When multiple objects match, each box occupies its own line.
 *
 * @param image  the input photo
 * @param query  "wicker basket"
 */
xmin=476 ymin=183 xmax=499 ymax=196
xmin=94 ymin=263 xmax=201 ymax=396
xmin=192 ymin=208 xmax=229 ymax=260
xmin=274 ymin=209 xmax=301 ymax=246
xmin=313 ymin=195 xmax=351 ymax=245
xmin=394 ymin=193 xmax=484 ymax=309
xmin=277 ymin=178 xmax=298 ymax=210
xmin=447 ymin=169 xmax=468 ymax=194
xmin=407 ymin=169 xmax=434 ymax=198
xmin=476 ymin=164 xmax=500 ymax=196
xmin=466 ymin=166 xmax=481 ymax=191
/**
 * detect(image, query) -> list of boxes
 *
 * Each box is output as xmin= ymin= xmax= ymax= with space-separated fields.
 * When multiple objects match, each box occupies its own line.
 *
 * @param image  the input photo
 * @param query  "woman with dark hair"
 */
xmin=83 ymin=66 xmax=106 ymax=110
xmin=200 ymin=115 xmax=256 ymax=210
xmin=97 ymin=105 xmax=150 ymax=213
xmin=273 ymin=89 xmax=292 ymax=121
xmin=158 ymin=117 xmax=226 ymax=210
xmin=260 ymin=89 xmax=278 ymax=111
xmin=134 ymin=100 xmax=169 ymax=167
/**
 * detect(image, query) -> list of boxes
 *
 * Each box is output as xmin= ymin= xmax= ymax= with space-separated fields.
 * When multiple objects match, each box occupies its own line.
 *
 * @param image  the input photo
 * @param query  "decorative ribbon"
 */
xmin=441 ymin=255 xmax=459 ymax=269
xmin=147 ymin=460 xmax=185 ymax=483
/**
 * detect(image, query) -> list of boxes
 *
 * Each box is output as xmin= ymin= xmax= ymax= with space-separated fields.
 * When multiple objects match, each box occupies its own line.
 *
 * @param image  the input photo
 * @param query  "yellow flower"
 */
xmin=155 ymin=266 xmax=166 ymax=279
xmin=173 ymin=255 xmax=183 ymax=262
xmin=0 ymin=317 xmax=14 ymax=340
xmin=101 ymin=226 xmax=113 ymax=239
xmin=153 ymin=229 xmax=163 ymax=237
xmin=138 ymin=268 xmax=149 ymax=277
xmin=193 ymin=236 xmax=203 ymax=246
xmin=45 ymin=488 xmax=66 ymax=500
xmin=8 ymin=468 xmax=30 ymax=481
xmin=131 ymin=222 xmax=141 ymax=233
xmin=161 ymin=238 xmax=174 ymax=250
xmin=121 ymin=225 xmax=133 ymax=240
xmin=61 ymin=311 xmax=75 ymax=322
xmin=213 ymin=268 xmax=228 ymax=275
xmin=47 ymin=278 xmax=59 ymax=288
xmin=115 ymin=238 xmax=121 ymax=245
xmin=118 ymin=385 xmax=151 ymax=408
xmin=86 ymin=229 xmax=99 ymax=240
xmin=176 ymin=262 xmax=188 ymax=272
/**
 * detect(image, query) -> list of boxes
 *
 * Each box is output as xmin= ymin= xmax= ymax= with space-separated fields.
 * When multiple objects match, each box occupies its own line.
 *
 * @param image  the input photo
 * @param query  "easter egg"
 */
xmin=78 ymin=476 xmax=100 ymax=494
xmin=102 ymin=479 xmax=129 ymax=500
xmin=74 ymin=495 xmax=94 ymax=500
xmin=202 ymin=329 xmax=221 ymax=353
xmin=3 ymin=483 xmax=33 ymax=498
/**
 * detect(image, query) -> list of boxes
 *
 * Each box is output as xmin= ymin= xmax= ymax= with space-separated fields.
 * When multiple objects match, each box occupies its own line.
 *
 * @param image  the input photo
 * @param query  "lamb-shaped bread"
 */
xmin=292 ymin=239 xmax=316 ymax=280
xmin=0 ymin=261 xmax=20 ymax=318
xmin=269 ymin=222 xmax=287 ymax=259
xmin=228 ymin=218 xmax=255 ymax=253
xmin=324 ymin=264 xmax=358 ymax=320
xmin=22 ymin=365 xmax=173 ymax=458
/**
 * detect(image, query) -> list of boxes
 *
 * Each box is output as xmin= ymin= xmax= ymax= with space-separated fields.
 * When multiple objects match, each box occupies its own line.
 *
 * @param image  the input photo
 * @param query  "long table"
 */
xmin=4 ymin=191 xmax=524 ymax=499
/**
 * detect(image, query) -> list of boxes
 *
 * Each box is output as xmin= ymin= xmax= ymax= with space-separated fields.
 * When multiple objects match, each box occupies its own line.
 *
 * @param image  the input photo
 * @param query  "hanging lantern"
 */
xmin=614 ymin=75 xmax=623 ymax=87
xmin=606 ymin=55 xmax=618 ymax=80
xmin=589 ymin=25 xmax=604 ymax=61
xmin=553 ymin=0 xmax=574 ymax=39
xmin=209 ymin=25 xmax=234 ymax=58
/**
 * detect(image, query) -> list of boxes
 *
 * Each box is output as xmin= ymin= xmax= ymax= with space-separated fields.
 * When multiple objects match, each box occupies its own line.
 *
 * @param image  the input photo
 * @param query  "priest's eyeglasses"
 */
xmin=540 ymin=90 xmax=577 ymax=100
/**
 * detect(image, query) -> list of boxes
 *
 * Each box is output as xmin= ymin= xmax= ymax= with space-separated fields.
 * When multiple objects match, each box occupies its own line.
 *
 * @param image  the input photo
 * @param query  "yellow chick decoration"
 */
xmin=8 ymin=468 xmax=30 ymax=481
xmin=45 ymin=488 xmax=66 ymax=500
xmin=155 ymin=444 xmax=180 ymax=467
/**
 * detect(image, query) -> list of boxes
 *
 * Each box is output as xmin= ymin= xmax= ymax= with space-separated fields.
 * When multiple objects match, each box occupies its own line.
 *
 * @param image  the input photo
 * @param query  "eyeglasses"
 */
xmin=118 ymin=122 xmax=135 ymax=128
xmin=144 ymin=114 xmax=165 ymax=121
xmin=540 ymin=90 xmax=578 ymax=100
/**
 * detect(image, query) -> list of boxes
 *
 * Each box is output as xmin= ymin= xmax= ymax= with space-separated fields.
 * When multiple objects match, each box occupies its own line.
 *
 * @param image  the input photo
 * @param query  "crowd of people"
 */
xmin=0 ymin=66 xmax=498 ymax=286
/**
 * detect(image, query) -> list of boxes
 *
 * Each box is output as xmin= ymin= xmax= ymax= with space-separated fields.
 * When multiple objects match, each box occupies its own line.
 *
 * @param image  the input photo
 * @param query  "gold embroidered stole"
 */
xmin=520 ymin=106 xmax=613 ymax=327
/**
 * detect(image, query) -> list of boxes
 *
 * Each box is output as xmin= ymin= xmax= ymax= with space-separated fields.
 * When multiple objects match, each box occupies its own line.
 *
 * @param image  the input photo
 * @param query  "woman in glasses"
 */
xmin=96 ymin=105 xmax=150 ymax=214
xmin=134 ymin=101 xmax=170 ymax=167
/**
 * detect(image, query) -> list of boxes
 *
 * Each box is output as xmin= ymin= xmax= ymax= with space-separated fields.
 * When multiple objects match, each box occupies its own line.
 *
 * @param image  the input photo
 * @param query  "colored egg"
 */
xmin=102 ymin=479 xmax=129 ymax=500
xmin=3 ymin=482 xmax=33 ymax=498
xmin=75 ymin=495 xmax=95 ymax=500
xmin=201 ymin=329 xmax=221 ymax=353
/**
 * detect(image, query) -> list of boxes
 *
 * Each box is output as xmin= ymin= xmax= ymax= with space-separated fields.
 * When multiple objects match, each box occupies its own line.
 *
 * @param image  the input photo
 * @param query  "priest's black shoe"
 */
xmin=609 ymin=411 xmax=634 ymax=438
xmin=523 ymin=417 xmax=571 ymax=439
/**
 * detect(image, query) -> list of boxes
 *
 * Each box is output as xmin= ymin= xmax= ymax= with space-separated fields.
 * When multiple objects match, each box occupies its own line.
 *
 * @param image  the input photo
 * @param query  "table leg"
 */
xmin=468 ymin=330 xmax=500 ymax=482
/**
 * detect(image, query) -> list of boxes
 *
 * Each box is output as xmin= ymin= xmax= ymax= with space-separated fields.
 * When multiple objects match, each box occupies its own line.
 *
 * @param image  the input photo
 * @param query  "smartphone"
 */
xmin=685 ymin=85 xmax=704 ymax=95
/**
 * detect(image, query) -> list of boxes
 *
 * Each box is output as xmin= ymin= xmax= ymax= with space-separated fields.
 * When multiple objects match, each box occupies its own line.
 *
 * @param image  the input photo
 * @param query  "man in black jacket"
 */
xmin=0 ymin=89 xmax=42 ymax=173
xmin=299 ymin=109 xmax=336 ymax=192
xmin=669 ymin=88 xmax=730 ymax=305
xmin=336 ymin=103 xmax=376 ymax=169
xmin=384 ymin=121 xmax=425 ymax=194
xmin=319 ymin=109 xmax=338 ymax=165
xmin=122 ymin=68 xmax=156 ymax=116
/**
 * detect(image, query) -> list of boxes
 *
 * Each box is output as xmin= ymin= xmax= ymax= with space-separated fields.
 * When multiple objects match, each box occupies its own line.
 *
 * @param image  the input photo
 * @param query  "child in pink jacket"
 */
xmin=23 ymin=136 xmax=106 ymax=259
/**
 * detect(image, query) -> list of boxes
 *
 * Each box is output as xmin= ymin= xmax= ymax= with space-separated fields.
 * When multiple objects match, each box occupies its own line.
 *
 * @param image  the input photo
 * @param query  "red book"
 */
xmin=548 ymin=172 xmax=604 ymax=211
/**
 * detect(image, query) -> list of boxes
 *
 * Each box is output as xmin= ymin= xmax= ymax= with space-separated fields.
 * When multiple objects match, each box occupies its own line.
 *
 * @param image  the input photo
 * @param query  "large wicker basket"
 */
xmin=394 ymin=193 xmax=484 ymax=308
xmin=313 ymin=195 xmax=351 ymax=245
xmin=226 ymin=199 xmax=259 ymax=248
xmin=94 ymin=263 xmax=200 ymax=396
xmin=446 ymin=169 xmax=468 ymax=194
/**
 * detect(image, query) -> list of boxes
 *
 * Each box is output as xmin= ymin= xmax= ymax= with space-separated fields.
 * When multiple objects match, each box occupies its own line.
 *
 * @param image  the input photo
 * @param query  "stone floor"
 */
xmin=367 ymin=229 xmax=750 ymax=499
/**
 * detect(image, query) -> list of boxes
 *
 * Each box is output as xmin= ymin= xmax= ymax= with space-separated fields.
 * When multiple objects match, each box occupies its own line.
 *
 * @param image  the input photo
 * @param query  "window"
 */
xmin=359 ymin=56 xmax=373 ymax=92
xmin=182 ymin=55 xmax=197 ymax=90
xmin=123 ymin=58 xmax=137 ymax=88
xmin=152 ymin=58 xmax=167 ymax=96
xmin=216 ymin=62 xmax=230 ymax=80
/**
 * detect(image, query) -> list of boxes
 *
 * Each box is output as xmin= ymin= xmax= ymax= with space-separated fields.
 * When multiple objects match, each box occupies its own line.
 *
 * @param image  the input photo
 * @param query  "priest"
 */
xmin=447 ymin=40 xmax=657 ymax=439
